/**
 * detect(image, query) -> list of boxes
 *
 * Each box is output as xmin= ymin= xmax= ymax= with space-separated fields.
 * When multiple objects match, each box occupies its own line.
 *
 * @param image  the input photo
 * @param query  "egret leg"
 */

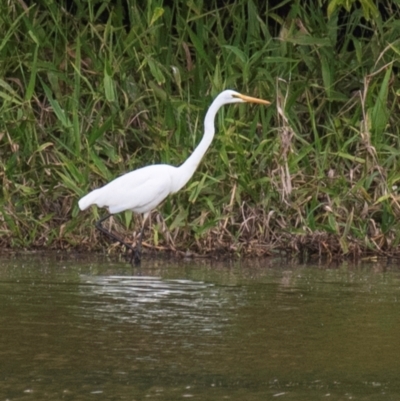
xmin=130 ymin=212 xmax=150 ymax=266
xmin=95 ymin=214 xmax=135 ymax=253
xmin=131 ymin=224 xmax=145 ymax=266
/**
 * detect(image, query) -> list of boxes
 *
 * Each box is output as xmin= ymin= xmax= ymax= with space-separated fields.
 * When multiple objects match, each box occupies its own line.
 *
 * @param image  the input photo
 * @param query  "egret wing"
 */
xmin=107 ymin=176 xmax=171 ymax=214
xmin=95 ymin=164 xmax=175 ymax=214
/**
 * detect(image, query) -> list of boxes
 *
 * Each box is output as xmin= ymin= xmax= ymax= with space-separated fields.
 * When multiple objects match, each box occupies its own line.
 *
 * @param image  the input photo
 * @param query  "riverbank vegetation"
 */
xmin=1 ymin=0 xmax=400 ymax=260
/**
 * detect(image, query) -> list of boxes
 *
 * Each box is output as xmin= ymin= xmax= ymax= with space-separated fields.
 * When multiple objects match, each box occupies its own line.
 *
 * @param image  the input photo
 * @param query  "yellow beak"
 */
xmin=233 ymin=93 xmax=271 ymax=105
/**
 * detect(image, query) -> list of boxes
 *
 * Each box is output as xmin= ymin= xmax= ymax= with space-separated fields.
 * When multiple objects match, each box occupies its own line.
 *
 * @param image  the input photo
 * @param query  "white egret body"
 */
xmin=79 ymin=90 xmax=270 ymax=263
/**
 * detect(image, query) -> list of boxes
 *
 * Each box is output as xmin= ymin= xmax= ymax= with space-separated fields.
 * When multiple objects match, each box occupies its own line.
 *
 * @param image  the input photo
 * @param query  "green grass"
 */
xmin=1 ymin=0 xmax=400 ymax=258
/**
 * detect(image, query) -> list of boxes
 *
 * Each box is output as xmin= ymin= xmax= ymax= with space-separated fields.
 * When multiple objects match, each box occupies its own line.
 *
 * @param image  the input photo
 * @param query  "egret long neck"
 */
xmin=173 ymin=100 xmax=222 ymax=192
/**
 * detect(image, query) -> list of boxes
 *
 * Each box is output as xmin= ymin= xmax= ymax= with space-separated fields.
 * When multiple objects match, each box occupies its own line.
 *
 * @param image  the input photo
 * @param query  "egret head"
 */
xmin=216 ymin=89 xmax=271 ymax=106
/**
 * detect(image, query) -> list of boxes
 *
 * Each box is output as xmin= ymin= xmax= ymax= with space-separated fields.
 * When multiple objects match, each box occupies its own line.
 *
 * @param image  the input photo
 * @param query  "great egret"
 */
xmin=79 ymin=89 xmax=270 ymax=264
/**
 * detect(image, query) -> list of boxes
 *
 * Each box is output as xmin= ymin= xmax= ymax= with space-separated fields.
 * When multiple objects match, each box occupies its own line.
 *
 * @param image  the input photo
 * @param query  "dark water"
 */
xmin=1 ymin=253 xmax=400 ymax=400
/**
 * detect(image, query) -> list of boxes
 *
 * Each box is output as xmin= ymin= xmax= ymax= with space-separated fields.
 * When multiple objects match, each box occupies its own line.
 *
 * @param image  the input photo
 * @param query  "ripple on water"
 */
xmin=78 ymin=275 xmax=234 ymax=336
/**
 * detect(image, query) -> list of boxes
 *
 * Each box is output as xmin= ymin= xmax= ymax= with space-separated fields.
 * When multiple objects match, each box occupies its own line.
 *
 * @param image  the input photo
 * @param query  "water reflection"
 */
xmin=0 ymin=253 xmax=400 ymax=401
xmin=80 ymin=275 xmax=230 ymax=335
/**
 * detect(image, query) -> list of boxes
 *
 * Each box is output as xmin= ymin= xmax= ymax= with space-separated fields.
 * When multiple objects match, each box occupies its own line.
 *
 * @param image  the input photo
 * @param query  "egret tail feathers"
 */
xmin=78 ymin=189 xmax=100 ymax=211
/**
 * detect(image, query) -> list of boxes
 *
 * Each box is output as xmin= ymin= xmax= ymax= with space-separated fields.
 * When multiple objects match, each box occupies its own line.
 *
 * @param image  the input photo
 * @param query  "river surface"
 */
xmin=0 ymin=253 xmax=400 ymax=400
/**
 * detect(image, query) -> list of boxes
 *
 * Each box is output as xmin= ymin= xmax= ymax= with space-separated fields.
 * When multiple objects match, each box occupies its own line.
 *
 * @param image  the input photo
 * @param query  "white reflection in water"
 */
xmin=79 ymin=275 xmax=230 ymax=335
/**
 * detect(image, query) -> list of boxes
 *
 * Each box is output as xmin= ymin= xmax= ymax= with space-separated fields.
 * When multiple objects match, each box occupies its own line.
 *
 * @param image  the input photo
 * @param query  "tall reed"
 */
xmin=1 ymin=0 xmax=400 ymax=258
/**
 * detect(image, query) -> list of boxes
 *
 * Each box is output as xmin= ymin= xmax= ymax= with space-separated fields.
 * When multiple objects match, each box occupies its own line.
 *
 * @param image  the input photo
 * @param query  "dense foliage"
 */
xmin=1 ymin=0 xmax=400 ymax=258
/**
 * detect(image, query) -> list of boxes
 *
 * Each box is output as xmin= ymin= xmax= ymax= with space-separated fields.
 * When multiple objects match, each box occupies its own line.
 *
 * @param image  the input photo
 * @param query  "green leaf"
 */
xmin=0 ymin=79 xmax=22 ymax=105
xmin=104 ymin=68 xmax=116 ymax=102
xmin=25 ymin=45 xmax=38 ymax=101
xmin=371 ymin=65 xmax=392 ymax=137
xmin=147 ymin=58 xmax=165 ymax=85
xmin=149 ymin=7 xmax=164 ymax=27
xmin=223 ymin=45 xmax=248 ymax=64
xmin=41 ymin=79 xmax=72 ymax=128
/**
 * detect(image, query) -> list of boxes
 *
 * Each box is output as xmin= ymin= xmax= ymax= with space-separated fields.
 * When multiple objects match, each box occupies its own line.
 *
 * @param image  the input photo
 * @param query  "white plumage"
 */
xmin=79 ymin=90 xmax=270 ymax=263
